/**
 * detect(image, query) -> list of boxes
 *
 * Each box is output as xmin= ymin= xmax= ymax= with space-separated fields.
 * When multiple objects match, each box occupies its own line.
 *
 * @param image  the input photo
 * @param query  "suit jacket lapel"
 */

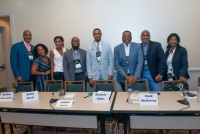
xmin=30 ymin=44 xmax=34 ymax=51
xmin=100 ymin=42 xmax=105 ymax=63
xmin=92 ymin=43 xmax=96 ymax=53
xmin=120 ymin=44 xmax=127 ymax=64
xmin=79 ymin=49 xmax=84 ymax=65
xmin=20 ymin=42 xmax=28 ymax=57
xmin=69 ymin=49 xmax=74 ymax=61
xmin=146 ymin=41 xmax=152 ymax=56
xmin=172 ymin=47 xmax=179 ymax=63
xmin=129 ymin=43 xmax=133 ymax=64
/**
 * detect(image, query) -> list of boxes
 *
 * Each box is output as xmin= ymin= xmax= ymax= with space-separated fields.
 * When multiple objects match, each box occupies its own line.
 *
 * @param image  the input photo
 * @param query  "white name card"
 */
xmin=55 ymin=100 xmax=73 ymax=107
xmin=0 ymin=92 xmax=14 ymax=102
xmin=93 ymin=92 xmax=109 ymax=103
xmin=22 ymin=91 xmax=39 ymax=103
xmin=139 ymin=93 xmax=158 ymax=105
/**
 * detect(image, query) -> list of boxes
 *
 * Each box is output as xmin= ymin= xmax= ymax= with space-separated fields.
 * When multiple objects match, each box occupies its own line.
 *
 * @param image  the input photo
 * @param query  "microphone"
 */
xmin=49 ymin=92 xmax=58 ymax=103
xmin=177 ymin=84 xmax=190 ymax=106
xmin=169 ymin=69 xmax=189 ymax=106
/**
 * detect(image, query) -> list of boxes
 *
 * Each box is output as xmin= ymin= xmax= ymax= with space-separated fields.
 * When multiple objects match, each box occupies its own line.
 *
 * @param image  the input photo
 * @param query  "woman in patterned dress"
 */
xmin=31 ymin=44 xmax=50 ymax=92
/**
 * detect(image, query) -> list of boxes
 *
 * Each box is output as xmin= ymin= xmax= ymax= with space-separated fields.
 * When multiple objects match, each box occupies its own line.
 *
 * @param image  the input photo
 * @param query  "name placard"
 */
xmin=55 ymin=100 xmax=73 ymax=107
xmin=139 ymin=93 xmax=158 ymax=105
xmin=93 ymin=92 xmax=109 ymax=103
xmin=22 ymin=91 xmax=39 ymax=103
xmin=0 ymin=92 xmax=14 ymax=102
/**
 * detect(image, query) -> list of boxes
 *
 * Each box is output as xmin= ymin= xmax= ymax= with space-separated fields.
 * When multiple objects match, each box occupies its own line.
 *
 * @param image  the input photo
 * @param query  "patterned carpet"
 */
xmin=1 ymin=124 xmax=200 ymax=134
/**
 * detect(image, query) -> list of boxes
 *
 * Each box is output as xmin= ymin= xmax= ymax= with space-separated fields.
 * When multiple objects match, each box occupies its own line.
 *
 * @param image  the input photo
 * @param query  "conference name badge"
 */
xmin=22 ymin=91 xmax=39 ymax=103
xmin=0 ymin=92 xmax=14 ymax=102
xmin=93 ymin=92 xmax=109 ymax=103
xmin=139 ymin=93 xmax=158 ymax=105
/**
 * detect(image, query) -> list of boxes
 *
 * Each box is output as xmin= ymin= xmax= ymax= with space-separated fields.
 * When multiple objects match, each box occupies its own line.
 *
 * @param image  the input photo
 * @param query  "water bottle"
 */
xmin=127 ymin=88 xmax=132 ymax=104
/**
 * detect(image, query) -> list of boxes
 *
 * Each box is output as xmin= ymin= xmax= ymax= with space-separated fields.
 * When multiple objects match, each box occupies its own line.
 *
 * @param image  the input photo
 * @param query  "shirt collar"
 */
xmin=169 ymin=47 xmax=176 ymax=54
xmin=72 ymin=48 xmax=79 ymax=53
xmin=123 ymin=42 xmax=131 ymax=47
xmin=94 ymin=41 xmax=102 ymax=46
xmin=142 ymin=42 xmax=149 ymax=46
xmin=23 ymin=41 xmax=30 ymax=46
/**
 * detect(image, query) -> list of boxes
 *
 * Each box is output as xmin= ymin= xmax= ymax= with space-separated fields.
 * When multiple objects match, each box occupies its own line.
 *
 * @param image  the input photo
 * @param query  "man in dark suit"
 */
xmin=114 ymin=30 xmax=143 ymax=91
xmin=140 ymin=30 xmax=166 ymax=91
xmin=10 ymin=30 xmax=35 ymax=82
xmin=63 ymin=37 xmax=87 ymax=88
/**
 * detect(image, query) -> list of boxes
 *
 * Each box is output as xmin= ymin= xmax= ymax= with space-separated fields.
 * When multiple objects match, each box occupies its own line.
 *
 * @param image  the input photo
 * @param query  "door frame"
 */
xmin=0 ymin=12 xmax=15 ymax=90
xmin=0 ymin=12 xmax=15 ymax=44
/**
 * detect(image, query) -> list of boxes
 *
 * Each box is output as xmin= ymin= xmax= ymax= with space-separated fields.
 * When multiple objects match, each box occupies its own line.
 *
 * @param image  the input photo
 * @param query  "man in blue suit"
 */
xmin=114 ymin=30 xmax=143 ymax=91
xmin=86 ymin=28 xmax=113 ymax=87
xmin=10 ymin=30 xmax=35 ymax=82
xmin=140 ymin=30 xmax=166 ymax=91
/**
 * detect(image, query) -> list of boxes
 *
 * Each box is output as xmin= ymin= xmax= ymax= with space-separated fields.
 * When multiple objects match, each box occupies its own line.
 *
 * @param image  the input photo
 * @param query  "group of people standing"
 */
xmin=10 ymin=29 xmax=189 ymax=92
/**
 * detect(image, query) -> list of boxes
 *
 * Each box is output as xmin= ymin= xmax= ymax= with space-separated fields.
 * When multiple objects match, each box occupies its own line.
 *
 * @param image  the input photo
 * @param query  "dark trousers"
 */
xmin=53 ymin=72 xmax=64 ymax=80
xmin=75 ymin=72 xmax=88 ymax=91
xmin=23 ymin=74 xmax=36 ymax=89
xmin=119 ymin=82 xmax=126 ymax=92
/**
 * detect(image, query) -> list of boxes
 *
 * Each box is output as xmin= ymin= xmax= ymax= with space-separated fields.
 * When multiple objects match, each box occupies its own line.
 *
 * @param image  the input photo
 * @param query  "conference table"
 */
xmin=112 ymin=91 xmax=200 ymax=134
xmin=0 ymin=92 xmax=116 ymax=134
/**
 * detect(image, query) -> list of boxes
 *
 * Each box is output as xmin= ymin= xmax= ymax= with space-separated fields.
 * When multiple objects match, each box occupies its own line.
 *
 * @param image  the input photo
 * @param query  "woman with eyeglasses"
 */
xmin=165 ymin=33 xmax=190 ymax=82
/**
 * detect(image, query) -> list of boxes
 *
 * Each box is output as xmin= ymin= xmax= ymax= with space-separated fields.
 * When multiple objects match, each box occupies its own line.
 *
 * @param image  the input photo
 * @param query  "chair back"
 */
xmin=64 ymin=81 xmax=85 ymax=92
xmin=94 ymin=80 xmax=115 ymax=92
xmin=13 ymin=82 xmax=33 ymax=93
xmin=125 ymin=79 xmax=148 ymax=91
xmin=198 ymin=77 xmax=200 ymax=87
xmin=44 ymin=80 xmax=63 ymax=92
xmin=162 ymin=80 xmax=189 ymax=91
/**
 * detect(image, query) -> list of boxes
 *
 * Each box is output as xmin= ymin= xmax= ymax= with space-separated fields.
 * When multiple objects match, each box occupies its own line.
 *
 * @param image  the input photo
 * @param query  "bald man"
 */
xmin=10 ymin=30 xmax=35 ymax=83
xmin=140 ymin=30 xmax=166 ymax=91
xmin=63 ymin=37 xmax=87 ymax=87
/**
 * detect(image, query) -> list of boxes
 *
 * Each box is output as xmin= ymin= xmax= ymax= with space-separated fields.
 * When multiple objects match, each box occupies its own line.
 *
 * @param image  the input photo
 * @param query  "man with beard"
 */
xmin=140 ymin=30 xmax=166 ymax=91
xmin=10 ymin=30 xmax=35 ymax=83
xmin=63 ymin=37 xmax=87 ymax=89
xmin=114 ymin=30 xmax=143 ymax=91
xmin=86 ymin=28 xmax=113 ymax=87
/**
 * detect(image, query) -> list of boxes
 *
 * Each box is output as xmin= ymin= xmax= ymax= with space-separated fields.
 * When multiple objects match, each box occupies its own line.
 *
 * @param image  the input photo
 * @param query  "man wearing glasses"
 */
xmin=114 ymin=30 xmax=143 ymax=91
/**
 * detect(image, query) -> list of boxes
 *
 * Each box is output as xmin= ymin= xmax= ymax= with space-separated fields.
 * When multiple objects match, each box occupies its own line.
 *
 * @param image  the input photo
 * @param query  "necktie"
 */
xmin=97 ymin=43 xmax=100 ymax=53
xmin=26 ymin=43 xmax=31 ymax=51
xmin=96 ymin=43 xmax=101 ymax=62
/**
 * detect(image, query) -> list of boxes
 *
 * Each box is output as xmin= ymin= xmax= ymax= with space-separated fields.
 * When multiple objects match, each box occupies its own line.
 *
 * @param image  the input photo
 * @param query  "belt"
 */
xmin=54 ymin=72 xmax=63 ymax=73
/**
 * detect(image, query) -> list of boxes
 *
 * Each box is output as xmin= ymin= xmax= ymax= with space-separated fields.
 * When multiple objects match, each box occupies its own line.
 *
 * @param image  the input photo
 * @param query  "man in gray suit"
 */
xmin=114 ymin=30 xmax=143 ymax=91
xmin=63 ymin=37 xmax=87 ymax=88
xmin=86 ymin=28 xmax=114 ymax=87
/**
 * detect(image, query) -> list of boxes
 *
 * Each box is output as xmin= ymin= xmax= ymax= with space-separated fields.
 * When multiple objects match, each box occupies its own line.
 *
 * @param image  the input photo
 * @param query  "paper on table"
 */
xmin=64 ymin=93 xmax=76 ymax=98
xmin=98 ymin=91 xmax=111 ymax=97
xmin=178 ymin=93 xmax=197 ymax=99
xmin=55 ymin=100 xmax=73 ymax=107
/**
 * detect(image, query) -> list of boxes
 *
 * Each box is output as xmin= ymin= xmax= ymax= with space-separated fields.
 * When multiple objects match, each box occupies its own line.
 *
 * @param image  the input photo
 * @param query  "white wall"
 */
xmin=0 ymin=0 xmax=200 ymax=89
